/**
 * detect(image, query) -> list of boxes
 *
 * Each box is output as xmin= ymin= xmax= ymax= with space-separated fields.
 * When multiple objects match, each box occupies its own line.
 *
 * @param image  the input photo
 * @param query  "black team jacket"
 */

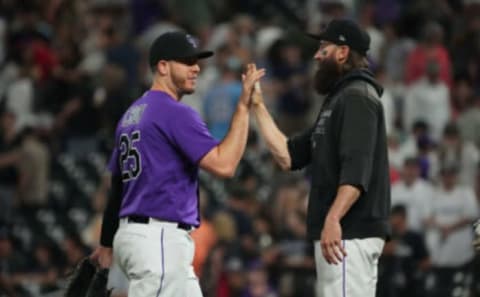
xmin=287 ymin=69 xmax=391 ymax=241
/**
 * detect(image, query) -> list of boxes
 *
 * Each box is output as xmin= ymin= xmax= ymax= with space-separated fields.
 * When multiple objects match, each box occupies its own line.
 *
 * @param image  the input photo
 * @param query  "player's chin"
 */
xmin=183 ymin=83 xmax=196 ymax=94
xmin=183 ymin=86 xmax=195 ymax=95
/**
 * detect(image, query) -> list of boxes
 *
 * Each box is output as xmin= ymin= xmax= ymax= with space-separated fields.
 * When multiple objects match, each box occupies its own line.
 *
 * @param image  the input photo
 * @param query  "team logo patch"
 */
xmin=339 ymin=35 xmax=346 ymax=42
xmin=186 ymin=34 xmax=198 ymax=48
xmin=122 ymin=104 xmax=147 ymax=127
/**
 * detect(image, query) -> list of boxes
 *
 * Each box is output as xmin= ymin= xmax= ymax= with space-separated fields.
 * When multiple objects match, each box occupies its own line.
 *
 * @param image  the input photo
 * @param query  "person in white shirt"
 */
xmin=425 ymin=164 xmax=478 ymax=297
xmin=437 ymin=123 xmax=480 ymax=187
xmin=391 ymin=157 xmax=434 ymax=233
xmin=403 ymin=60 xmax=450 ymax=142
xmin=394 ymin=121 xmax=428 ymax=171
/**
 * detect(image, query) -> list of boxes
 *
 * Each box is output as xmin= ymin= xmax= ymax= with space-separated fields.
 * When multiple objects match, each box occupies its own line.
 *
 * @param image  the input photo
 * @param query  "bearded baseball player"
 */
xmin=252 ymin=19 xmax=390 ymax=297
xmin=89 ymin=31 xmax=265 ymax=297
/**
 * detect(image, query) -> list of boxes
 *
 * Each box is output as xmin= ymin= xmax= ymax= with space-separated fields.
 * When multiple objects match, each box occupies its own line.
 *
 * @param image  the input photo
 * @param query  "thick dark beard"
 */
xmin=314 ymin=57 xmax=343 ymax=95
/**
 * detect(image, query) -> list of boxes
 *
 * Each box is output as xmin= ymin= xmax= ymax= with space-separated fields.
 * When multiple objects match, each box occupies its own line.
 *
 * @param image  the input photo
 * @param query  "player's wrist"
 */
xmin=325 ymin=214 xmax=341 ymax=223
xmin=237 ymin=101 xmax=250 ymax=113
xmin=252 ymin=100 xmax=266 ymax=110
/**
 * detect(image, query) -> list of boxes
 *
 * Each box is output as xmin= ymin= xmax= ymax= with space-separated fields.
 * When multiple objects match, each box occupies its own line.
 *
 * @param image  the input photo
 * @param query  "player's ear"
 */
xmin=156 ymin=60 xmax=169 ymax=76
xmin=336 ymin=46 xmax=349 ymax=64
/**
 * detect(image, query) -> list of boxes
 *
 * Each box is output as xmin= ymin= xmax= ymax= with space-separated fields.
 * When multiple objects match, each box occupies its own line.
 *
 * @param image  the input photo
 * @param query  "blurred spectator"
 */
xmin=0 ymin=16 xmax=5 ymax=65
xmin=405 ymin=21 xmax=452 ymax=88
xmin=457 ymin=93 xmax=480 ymax=150
xmin=358 ymin=1 xmax=385 ymax=68
xmin=39 ymin=38 xmax=83 ymax=118
xmin=0 ymin=111 xmax=20 ymax=226
xmin=391 ymin=157 xmax=434 ymax=233
xmin=265 ymin=177 xmax=316 ymax=297
xmin=0 ymin=227 xmax=26 ymax=297
xmin=416 ymin=134 xmax=439 ymax=181
xmin=451 ymin=75 xmax=475 ymax=119
xmin=437 ymin=122 xmax=479 ymax=187
xmin=61 ymin=231 xmax=90 ymax=275
xmin=202 ymin=211 xmax=240 ymax=297
xmin=382 ymin=22 xmax=415 ymax=84
xmin=220 ymin=255 xmax=247 ymax=297
xmin=377 ymin=205 xmax=430 ymax=297
xmin=403 ymin=59 xmax=450 ymax=142
xmin=54 ymin=86 xmax=101 ymax=157
xmin=166 ymin=0 xmax=213 ymax=38
xmin=129 ymin=0 xmax=168 ymax=35
xmin=95 ymin=63 xmax=132 ymax=140
xmin=203 ymin=47 xmax=243 ymax=140
xmin=224 ymin=186 xmax=259 ymax=263
xmin=16 ymin=127 xmax=50 ymax=212
xmin=450 ymin=5 xmax=480 ymax=88
xmin=425 ymin=165 xmax=478 ymax=297
xmin=242 ymin=262 xmax=278 ymax=297
xmin=3 ymin=57 xmax=37 ymax=133
xmin=373 ymin=0 xmax=402 ymax=26
xmin=393 ymin=120 xmax=428 ymax=171
xmin=268 ymin=39 xmax=311 ymax=136
xmin=10 ymin=239 xmax=60 ymax=295
xmin=101 ymin=24 xmax=140 ymax=94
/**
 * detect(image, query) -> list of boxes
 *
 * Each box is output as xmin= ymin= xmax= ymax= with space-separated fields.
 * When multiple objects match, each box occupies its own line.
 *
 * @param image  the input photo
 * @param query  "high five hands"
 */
xmin=241 ymin=63 xmax=265 ymax=107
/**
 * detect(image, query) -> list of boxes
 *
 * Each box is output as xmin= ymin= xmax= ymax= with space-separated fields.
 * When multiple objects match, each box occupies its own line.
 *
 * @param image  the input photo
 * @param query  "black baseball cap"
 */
xmin=308 ymin=19 xmax=370 ymax=56
xmin=149 ymin=31 xmax=214 ymax=68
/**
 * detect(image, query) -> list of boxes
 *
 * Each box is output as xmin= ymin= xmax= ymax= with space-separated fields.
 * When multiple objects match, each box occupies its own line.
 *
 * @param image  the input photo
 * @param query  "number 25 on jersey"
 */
xmin=119 ymin=130 xmax=142 ymax=182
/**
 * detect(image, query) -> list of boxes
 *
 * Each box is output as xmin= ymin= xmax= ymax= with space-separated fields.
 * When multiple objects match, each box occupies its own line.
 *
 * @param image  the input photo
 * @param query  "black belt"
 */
xmin=126 ymin=215 xmax=193 ymax=231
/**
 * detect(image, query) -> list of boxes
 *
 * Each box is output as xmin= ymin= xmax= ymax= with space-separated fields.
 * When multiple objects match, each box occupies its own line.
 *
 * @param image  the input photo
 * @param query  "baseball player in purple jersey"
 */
xmin=89 ymin=31 xmax=265 ymax=297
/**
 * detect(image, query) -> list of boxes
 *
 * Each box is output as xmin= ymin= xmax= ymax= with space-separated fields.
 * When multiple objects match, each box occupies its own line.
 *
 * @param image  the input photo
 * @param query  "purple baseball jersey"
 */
xmin=108 ymin=90 xmax=219 ymax=226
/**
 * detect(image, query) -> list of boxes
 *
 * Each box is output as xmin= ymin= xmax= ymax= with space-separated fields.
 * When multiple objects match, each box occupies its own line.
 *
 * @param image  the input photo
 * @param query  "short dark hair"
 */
xmin=404 ymin=157 xmax=420 ymax=167
xmin=391 ymin=204 xmax=407 ymax=218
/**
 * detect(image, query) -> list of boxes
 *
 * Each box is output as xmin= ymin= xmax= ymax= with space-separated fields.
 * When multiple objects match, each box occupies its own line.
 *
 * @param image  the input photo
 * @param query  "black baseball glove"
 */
xmin=64 ymin=257 xmax=112 ymax=297
xmin=86 ymin=268 xmax=112 ymax=297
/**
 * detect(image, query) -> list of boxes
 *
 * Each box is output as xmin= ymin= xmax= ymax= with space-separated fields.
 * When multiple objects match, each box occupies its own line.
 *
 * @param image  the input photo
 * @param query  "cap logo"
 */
xmin=339 ymin=35 xmax=346 ymax=42
xmin=186 ymin=34 xmax=198 ymax=48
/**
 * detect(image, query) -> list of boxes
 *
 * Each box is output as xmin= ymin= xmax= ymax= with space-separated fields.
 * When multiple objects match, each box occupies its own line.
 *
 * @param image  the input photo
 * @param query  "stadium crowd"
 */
xmin=0 ymin=0 xmax=479 ymax=296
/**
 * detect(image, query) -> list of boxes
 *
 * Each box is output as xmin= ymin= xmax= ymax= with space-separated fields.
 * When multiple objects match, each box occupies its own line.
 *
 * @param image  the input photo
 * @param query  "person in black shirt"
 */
xmin=377 ymin=205 xmax=430 ymax=297
xmin=252 ymin=19 xmax=390 ymax=297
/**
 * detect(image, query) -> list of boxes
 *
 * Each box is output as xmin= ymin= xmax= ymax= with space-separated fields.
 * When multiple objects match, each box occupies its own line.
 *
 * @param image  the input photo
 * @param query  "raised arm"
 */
xmin=199 ymin=64 xmax=265 ymax=177
xmin=251 ymin=84 xmax=291 ymax=170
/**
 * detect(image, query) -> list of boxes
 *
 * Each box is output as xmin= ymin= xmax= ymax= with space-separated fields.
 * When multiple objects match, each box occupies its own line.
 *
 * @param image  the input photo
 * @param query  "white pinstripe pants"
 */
xmin=113 ymin=219 xmax=202 ymax=297
xmin=314 ymin=238 xmax=384 ymax=297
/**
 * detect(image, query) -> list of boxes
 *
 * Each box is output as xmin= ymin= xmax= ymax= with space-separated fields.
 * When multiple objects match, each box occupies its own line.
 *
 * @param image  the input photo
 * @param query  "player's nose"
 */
xmin=314 ymin=49 xmax=324 ymax=61
xmin=191 ymin=63 xmax=200 ymax=72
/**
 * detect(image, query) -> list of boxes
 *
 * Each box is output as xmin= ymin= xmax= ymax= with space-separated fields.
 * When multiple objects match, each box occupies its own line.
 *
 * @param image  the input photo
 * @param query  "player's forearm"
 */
xmin=215 ymin=102 xmax=250 ymax=177
xmin=325 ymin=185 xmax=361 ymax=223
xmin=253 ymin=103 xmax=291 ymax=170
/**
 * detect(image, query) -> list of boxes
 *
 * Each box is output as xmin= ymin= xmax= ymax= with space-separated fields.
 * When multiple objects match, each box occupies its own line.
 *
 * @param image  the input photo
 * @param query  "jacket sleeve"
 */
xmin=100 ymin=174 xmax=122 ymax=247
xmin=338 ymin=94 xmax=379 ymax=192
xmin=287 ymin=127 xmax=313 ymax=170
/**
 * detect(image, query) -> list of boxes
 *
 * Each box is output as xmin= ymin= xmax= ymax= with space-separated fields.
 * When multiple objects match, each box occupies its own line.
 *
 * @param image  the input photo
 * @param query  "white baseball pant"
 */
xmin=113 ymin=218 xmax=202 ymax=297
xmin=314 ymin=237 xmax=384 ymax=297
